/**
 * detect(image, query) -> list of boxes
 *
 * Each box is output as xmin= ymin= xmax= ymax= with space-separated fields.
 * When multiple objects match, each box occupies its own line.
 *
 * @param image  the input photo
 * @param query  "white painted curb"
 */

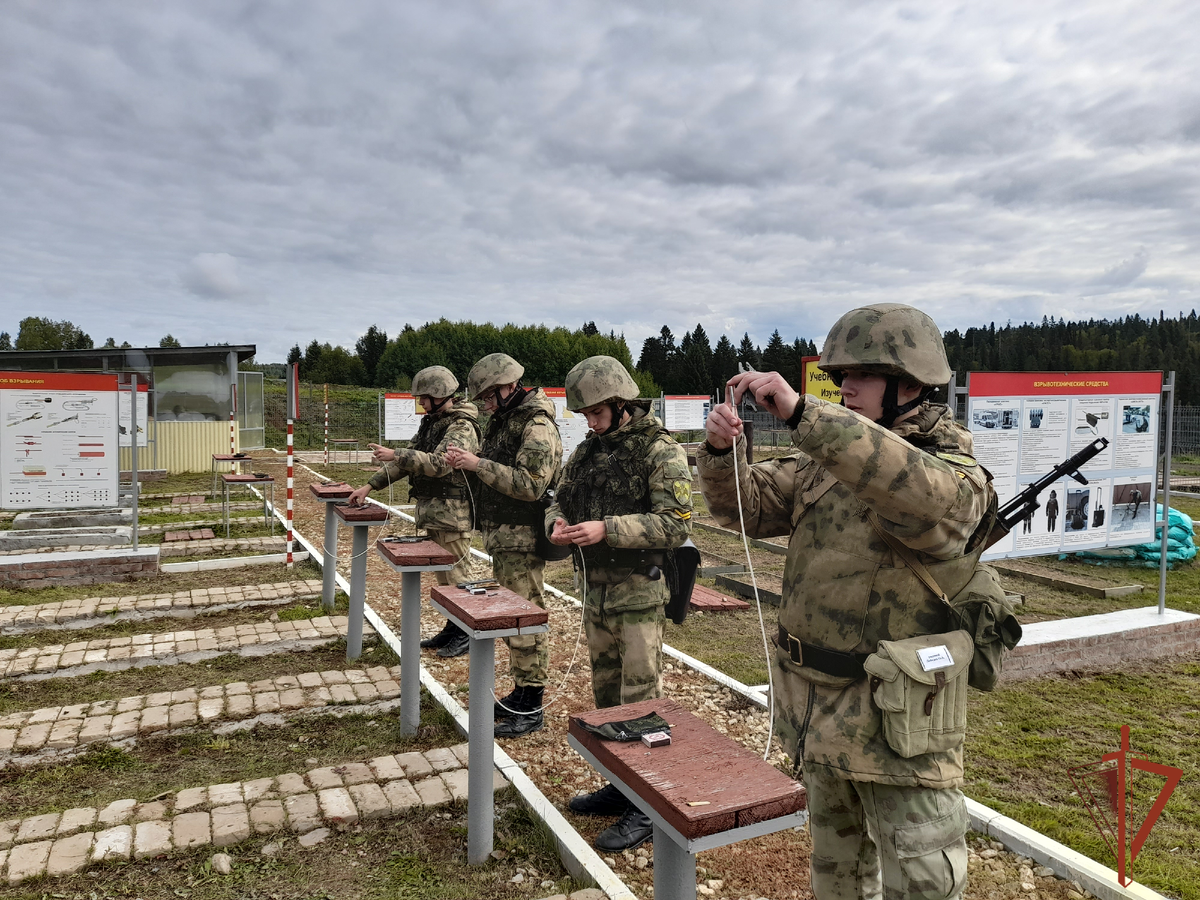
xmin=160 ymin=551 xmax=310 ymax=573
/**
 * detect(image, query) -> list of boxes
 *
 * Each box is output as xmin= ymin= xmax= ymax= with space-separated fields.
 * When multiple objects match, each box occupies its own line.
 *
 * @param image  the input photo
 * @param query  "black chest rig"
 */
xmin=475 ymin=401 xmax=554 ymax=527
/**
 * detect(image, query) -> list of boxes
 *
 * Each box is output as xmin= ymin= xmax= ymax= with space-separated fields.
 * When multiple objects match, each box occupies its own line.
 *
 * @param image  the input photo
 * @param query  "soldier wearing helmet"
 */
xmin=697 ymin=305 xmax=993 ymax=900
xmin=348 ymin=365 xmax=481 ymax=657
xmin=549 ymin=356 xmax=693 ymax=853
xmin=445 ymin=353 xmax=563 ymax=738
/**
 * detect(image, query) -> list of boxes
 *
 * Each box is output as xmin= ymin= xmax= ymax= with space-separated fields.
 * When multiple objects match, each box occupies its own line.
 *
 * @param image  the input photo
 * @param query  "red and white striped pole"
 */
xmin=323 ymin=383 xmax=329 ymax=466
xmin=285 ymin=364 xmax=299 ymax=569
xmin=286 ymin=418 xmax=294 ymax=568
xmin=229 ymin=384 xmax=237 ymax=471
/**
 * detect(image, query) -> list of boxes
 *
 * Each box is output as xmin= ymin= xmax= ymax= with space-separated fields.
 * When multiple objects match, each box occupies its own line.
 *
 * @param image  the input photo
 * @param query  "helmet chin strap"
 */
xmin=876 ymin=376 xmax=928 ymax=428
xmin=426 ymin=396 xmax=451 ymax=415
xmin=496 ymin=382 xmax=528 ymax=413
xmin=597 ymin=402 xmax=626 ymax=436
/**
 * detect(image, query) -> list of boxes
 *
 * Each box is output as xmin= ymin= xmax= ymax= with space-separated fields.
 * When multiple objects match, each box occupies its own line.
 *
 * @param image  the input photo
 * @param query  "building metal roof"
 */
xmin=0 ymin=345 xmax=257 ymax=372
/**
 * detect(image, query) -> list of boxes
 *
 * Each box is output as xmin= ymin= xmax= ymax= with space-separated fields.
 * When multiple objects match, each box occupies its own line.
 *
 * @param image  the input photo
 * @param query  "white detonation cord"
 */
xmin=727 ymin=388 xmax=778 ymax=762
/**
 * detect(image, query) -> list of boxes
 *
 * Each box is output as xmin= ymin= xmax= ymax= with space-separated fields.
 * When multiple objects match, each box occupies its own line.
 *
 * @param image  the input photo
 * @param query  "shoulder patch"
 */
xmin=673 ymin=481 xmax=692 ymax=505
xmin=935 ymin=451 xmax=978 ymax=467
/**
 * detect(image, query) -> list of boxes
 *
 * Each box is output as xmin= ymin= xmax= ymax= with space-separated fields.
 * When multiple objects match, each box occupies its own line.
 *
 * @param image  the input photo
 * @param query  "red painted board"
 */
xmin=431 ymin=584 xmax=549 ymax=632
xmin=333 ymin=504 xmax=390 ymax=524
xmin=222 ymin=474 xmax=274 ymax=483
xmin=310 ymin=482 xmax=355 ymax=500
xmin=569 ymin=697 xmax=805 ymax=841
xmin=376 ymin=539 xmax=457 ymax=567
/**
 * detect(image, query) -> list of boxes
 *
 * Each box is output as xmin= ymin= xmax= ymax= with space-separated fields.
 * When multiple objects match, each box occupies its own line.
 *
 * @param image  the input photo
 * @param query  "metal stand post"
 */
xmin=346 ymin=525 xmax=369 ymax=660
xmin=322 ymin=504 xmax=338 ymax=612
xmin=654 ymin=825 xmax=696 ymax=900
xmin=467 ymin=634 xmax=495 ymax=865
xmin=400 ymin=569 xmax=422 ymax=736
xmin=1159 ymin=371 xmax=1176 ymax=615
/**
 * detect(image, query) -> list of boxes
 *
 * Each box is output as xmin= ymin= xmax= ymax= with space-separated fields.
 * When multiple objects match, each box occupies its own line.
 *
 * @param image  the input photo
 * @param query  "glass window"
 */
xmin=153 ymin=362 xmax=231 ymax=422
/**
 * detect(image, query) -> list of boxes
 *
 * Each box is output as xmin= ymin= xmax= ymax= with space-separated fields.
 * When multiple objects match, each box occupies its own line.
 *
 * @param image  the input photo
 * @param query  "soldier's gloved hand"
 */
xmin=346 ymin=485 xmax=371 ymax=507
xmin=367 ymin=442 xmax=395 ymax=463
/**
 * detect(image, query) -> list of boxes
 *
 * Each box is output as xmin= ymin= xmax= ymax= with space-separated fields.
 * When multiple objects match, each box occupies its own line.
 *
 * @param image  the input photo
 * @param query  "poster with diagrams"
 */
xmin=663 ymin=395 xmax=711 ymax=431
xmin=543 ymin=388 xmax=592 ymax=461
xmin=383 ymin=393 xmax=421 ymax=441
xmin=117 ymin=383 xmax=149 ymax=447
xmin=1 ymin=371 xmax=120 ymax=509
xmin=968 ymin=372 xmax=1162 ymax=560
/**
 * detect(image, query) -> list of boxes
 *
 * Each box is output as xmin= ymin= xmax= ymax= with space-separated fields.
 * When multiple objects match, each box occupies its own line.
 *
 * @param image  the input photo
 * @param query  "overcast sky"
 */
xmin=4 ymin=1 xmax=1200 ymax=364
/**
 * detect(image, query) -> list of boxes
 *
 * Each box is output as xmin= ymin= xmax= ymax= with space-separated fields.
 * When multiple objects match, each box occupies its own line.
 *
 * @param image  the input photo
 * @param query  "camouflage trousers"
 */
xmin=426 ymin=530 xmax=473 ymax=587
xmin=803 ymin=764 xmax=968 ymax=900
xmin=491 ymin=551 xmax=549 ymax=688
xmin=583 ymin=589 xmax=665 ymax=710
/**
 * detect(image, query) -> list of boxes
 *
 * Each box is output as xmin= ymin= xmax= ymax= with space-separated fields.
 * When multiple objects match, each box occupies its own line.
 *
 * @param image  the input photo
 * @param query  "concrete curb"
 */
xmin=160 ymin=552 xmax=310 ymax=574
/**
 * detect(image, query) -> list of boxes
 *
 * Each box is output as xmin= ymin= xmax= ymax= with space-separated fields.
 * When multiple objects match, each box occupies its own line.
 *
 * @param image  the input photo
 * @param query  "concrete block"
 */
xmin=423 ymin=747 xmax=459 ymax=772
xmin=174 ymin=787 xmax=207 ymax=813
xmin=207 ymin=783 xmax=243 ymax=808
xmin=197 ymin=698 xmax=224 ymax=722
xmin=58 ymin=807 xmax=97 ymax=835
xmin=135 ymin=802 xmax=168 ymax=823
xmin=374 ymin=679 xmax=401 ymax=700
xmin=48 ymin=832 xmax=98 ymax=877
xmin=211 ymin=805 xmax=250 ymax=848
xmin=140 ymin=705 xmax=169 ymax=733
xmin=347 ymin=783 xmax=389 ymax=821
xmin=133 ymin=820 xmax=172 ymax=859
xmin=98 ymin=799 xmax=137 ymax=827
xmin=225 ymin=694 xmax=254 ymax=718
xmin=0 ymin=820 xmax=16 ymax=848
xmin=254 ymin=692 xmax=281 ymax=714
xmin=91 ymin=825 xmax=133 ymax=862
xmin=413 ymin=776 xmax=451 ymax=807
xmin=382 ymin=779 xmax=421 ymax=814
xmin=275 ymin=772 xmax=309 ymax=796
xmin=15 ymin=723 xmax=51 ymax=752
xmin=172 ymin=812 xmax=211 ymax=850
xmin=284 ymin=793 xmax=321 ymax=833
xmin=369 ymin=756 xmax=405 ymax=783
xmin=243 ymin=777 xmax=275 ymax=803
xmin=337 ymin=763 xmax=374 ymax=786
xmin=394 ymin=751 xmax=433 ymax=779
xmin=317 ymin=788 xmax=358 ymax=826
xmin=440 ymin=769 xmax=469 ymax=802
xmin=278 ymin=688 xmax=307 ymax=710
xmin=169 ymin=703 xmax=198 ymax=728
xmin=17 ymin=813 xmax=61 ymax=843
xmin=6 ymin=839 xmax=51 ymax=884
xmin=306 ymin=767 xmax=343 ymax=790
xmin=78 ymin=716 xmax=113 ymax=745
xmin=329 ymin=684 xmax=357 ymax=704
xmin=250 ymin=800 xmax=285 ymax=834
xmin=450 ymin=742 xmax=470 ymax=767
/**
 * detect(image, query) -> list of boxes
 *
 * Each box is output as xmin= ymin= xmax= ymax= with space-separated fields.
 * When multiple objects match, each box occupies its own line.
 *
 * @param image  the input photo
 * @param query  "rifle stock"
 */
xmin=985 ymin=437 xmax=1110 ymax=551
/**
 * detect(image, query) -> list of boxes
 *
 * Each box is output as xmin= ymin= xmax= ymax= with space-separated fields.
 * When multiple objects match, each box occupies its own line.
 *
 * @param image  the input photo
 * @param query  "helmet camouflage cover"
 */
xmin=410 ymin=365 xmax=458 ymax=398
xmin=564 ymin=356 xmax=640 ymax=411
xmin=818 ymin=303 xmax=952 ymax=387
xmin=467 ymin=353 xmax=525 ymax=400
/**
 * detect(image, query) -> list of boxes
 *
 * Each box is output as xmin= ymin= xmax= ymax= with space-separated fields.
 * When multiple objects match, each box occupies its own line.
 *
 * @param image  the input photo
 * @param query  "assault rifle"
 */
xmin=986 ymin=436 xmax=1109 ymax=550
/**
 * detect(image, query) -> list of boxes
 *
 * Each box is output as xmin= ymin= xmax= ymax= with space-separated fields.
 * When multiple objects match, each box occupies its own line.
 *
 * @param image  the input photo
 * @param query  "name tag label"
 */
xmin=918 ymin=645 xmax=954 ymax=671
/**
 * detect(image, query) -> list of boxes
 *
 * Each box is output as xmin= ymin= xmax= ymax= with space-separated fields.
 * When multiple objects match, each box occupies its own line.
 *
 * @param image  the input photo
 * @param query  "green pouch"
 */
xmin=864 ymin=631 xmax=973 ymax=758
xmin=578 ymin=712 xmax=671 ymax=742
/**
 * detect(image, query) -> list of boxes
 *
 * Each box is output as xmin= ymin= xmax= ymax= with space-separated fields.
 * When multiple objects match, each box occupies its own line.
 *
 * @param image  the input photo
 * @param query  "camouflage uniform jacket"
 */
xmin=547 ymin=406 xmax=693 ymax=612
xmin=475 ymin=388 xmax=562 ymax=554
xmin=696 ymin=397 xmax=994 ymax=788
xmin=367 ymin=402 xmax=480 ymax=534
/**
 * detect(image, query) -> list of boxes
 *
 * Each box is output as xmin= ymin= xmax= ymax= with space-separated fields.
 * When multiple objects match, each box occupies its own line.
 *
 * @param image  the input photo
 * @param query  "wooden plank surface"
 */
xmin=333 ymin=504 xmax=390 ymax=524
xmin=431 ymin=584 xmax=549 ymax=632
xmin=309 ymin=481 xmax=354 ymax=500
xmin=376 ymin=538 xmax=457 ymax=567
xmin=569 ymin=697 xmax=805 ymax=841
xmin=221 ymin=474 xmax=274 ymax=484
xmin=689 ymin=584 xmax=750 ymax=612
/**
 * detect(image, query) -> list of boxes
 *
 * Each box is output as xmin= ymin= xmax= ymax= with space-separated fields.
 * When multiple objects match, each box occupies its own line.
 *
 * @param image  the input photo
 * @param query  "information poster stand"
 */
xmin=383 ymin=393 xmax=421 ymax=441
xmin=543 ymin=387 xmax=591 ymax=461
xmin=967 ymin=371 xmax=1163 ymax=560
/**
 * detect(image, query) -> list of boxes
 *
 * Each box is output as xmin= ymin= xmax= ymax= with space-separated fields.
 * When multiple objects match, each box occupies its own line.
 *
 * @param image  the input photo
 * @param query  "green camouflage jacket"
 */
xmin=696 ymin=397 xmax=994 ymax=788
xmin=547 ymin=406 xmax=693 ymax=612
xmin=368 ymin=402 xmax=480 ymax=534
xmin=475 ymin=388 xmax=562 ymax=553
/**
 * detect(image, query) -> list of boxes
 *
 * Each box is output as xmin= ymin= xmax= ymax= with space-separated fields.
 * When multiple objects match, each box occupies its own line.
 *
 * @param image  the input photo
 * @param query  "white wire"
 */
xmin=727 ymin=390 xmax=778 ymax=762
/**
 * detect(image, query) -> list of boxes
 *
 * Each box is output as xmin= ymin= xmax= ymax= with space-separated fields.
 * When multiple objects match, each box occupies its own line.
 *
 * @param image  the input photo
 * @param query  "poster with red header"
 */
xmin=1 ymin=371 xmax=121 ymax=509
xmin=968 ymin=371 xmax=1162 ymax=560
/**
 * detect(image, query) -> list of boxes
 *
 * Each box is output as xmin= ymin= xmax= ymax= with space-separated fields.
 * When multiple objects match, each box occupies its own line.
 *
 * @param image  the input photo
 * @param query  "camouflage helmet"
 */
xmin=564 ymin=356 xmax=640 ymax=411
xmin=410 ymin=366 xmax=458 ymax=399
xmin=818 ymin=303 xmax=951 ymax=387
xmin=467 ymin=353 xmax=524 ymax=400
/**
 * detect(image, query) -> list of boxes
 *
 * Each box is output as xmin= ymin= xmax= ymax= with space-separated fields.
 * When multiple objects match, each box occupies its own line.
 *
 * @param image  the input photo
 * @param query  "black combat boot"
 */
xmin=494 ymin=685 xmax=524 ymax=720
xmin=567 ymin=782 xmax=629 ymax=817
xmin=493 ymin=685 xmax=543 ymax=738
xmin=419 ymin=619 xmax=458 ymax=650
xmin=436 ymin=623 xmax=470 ymax=658
xmin=594 ymin=806 xmax=653 ymax=852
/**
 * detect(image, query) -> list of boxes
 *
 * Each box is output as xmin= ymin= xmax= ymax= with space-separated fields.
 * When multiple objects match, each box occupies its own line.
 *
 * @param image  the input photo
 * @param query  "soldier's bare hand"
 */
xmin=444 ymin=446 xmax=480 ymax=472
xmin=367 ymin=442 xmax=395 ymax=463
xmin=705 ymin=402 xmax=743 ymax=449
xmin=726 ymin=371 xmax=799 ymax=421
xmin=346 ymin=486 xmax=371 ymax=507
xmin=548 ymin=517 xmax=574 ymax=546
xmin=557 ymin=520 xmax=607 ymax=546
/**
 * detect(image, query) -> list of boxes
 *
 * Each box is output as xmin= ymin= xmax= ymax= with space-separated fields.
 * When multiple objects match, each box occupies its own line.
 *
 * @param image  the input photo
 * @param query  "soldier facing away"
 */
xmin=697 ymin=304 xmax=994 ymax=900
xmin=445 ymin=353 xmax=562 ymax=739
xmin=547 ymin=356 xmax=693 ymax=853
xmin=347 ymin=365 xmax=480 ymax=657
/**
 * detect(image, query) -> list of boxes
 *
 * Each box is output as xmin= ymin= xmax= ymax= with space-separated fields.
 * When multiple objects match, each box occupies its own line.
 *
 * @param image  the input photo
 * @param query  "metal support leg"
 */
xmin=322 ymin=504 xmax=338 ymax=613
xmin=400 ymin=569 xmax=422 ymax=736
xmin=346 ymin=526 xmax=368 ymax=661
xmin=467 ymin=635 xmax=495 ymax=865
xmin=654 ymin=824 xmax=696 ymax=900
xmin=223 ymin=482 xmax=230 ymax=539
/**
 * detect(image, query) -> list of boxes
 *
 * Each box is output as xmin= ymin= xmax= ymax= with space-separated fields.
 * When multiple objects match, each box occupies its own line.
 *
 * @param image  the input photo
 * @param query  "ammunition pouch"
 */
xmin=409 ymin=475 xmax=467 ymax=502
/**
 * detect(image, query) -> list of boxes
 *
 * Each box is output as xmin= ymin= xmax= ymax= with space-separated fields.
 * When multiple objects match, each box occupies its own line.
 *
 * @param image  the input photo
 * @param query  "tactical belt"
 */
xmin=409 ymin=478 xmax=467 ymax=501
xmin=776 ymin=624 xmax=869 ymax=679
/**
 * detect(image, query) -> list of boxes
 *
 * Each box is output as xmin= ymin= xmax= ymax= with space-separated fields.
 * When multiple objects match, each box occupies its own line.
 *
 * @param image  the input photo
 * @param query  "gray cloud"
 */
xmin=2 ymin=1 xmax=1200 ymax=363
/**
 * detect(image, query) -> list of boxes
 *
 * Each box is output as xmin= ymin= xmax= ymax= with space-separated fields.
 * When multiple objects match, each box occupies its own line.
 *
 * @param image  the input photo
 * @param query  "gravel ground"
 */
xmin=263 ymin=454 xmax=1108 ymax=900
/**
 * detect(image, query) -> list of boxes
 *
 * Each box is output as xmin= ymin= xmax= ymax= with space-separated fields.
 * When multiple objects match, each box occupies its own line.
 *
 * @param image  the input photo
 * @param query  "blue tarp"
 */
xmin=1070 ymin=504 xmax=1197 ymax=568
